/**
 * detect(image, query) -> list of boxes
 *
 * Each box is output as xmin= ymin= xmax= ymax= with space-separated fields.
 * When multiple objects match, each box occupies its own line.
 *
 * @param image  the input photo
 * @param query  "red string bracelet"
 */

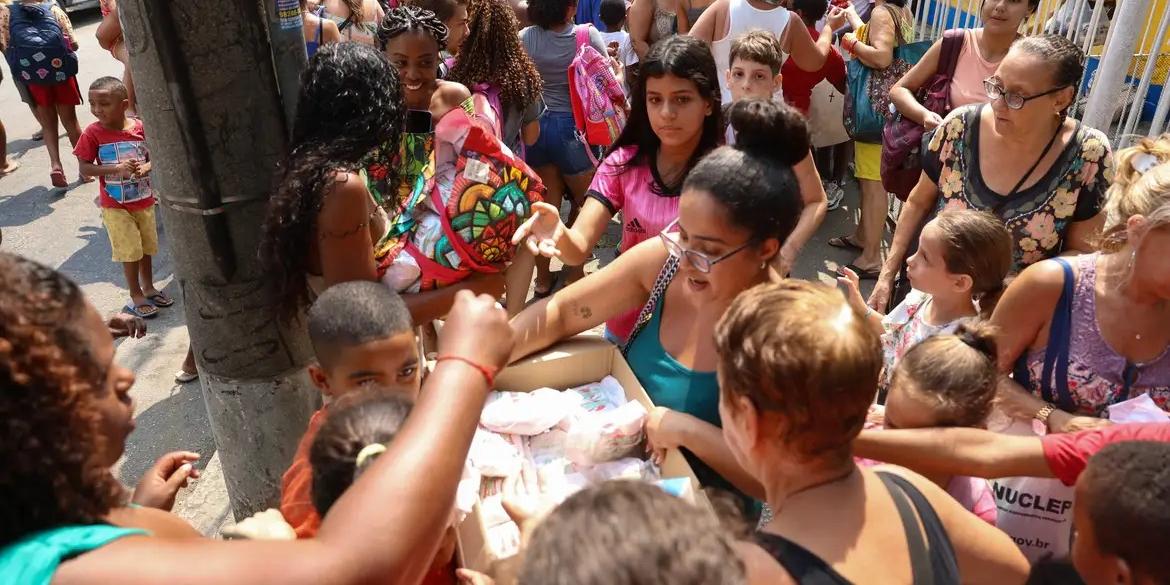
xmin=435 ymin=355 xmax=498 ymax=387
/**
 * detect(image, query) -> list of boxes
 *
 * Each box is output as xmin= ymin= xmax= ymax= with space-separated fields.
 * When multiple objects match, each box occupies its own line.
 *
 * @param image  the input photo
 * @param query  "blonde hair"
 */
xmin=1101 ymin=135 xmax=1170 ymax=252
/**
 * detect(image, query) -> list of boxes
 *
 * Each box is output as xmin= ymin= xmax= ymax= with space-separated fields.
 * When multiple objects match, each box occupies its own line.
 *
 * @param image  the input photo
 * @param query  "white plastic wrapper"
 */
xmin=480 ymin=389 xmax=572 ymax=435
xmin=456 ymin=464 xmax=483 ymax=518
xmin=581 ymin=457 xmax=657 ymax=483
xmin=468 ymin=428 xmax=524 ymax=477
xmin=564 ymin=376 xmax=627 ymax=415
xmin=565 ymin=400 xmax=648 ymax=465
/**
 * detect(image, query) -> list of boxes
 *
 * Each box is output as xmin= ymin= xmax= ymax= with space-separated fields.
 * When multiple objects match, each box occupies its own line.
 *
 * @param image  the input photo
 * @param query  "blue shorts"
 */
xmin=525 ymin=111 xmax=596 ymax=177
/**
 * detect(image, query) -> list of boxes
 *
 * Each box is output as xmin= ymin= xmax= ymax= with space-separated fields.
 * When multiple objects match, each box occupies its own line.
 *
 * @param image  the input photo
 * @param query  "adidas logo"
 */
xmin=627 ymin=218 xmax=646 ymax=234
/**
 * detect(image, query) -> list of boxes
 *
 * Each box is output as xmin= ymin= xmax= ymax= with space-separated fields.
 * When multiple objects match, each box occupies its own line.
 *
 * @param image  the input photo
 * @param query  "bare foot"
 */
xmin=0 ymin=159 xmax=19 ymax=177
xmin=79 ymin=174 xmax=95 ymax=184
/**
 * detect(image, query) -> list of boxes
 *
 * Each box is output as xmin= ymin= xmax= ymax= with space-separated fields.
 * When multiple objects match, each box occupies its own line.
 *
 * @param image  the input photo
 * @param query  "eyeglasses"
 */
xmin=658 ymin=218 xmax=753 ymax=273
xmin=983 ymin=77 xmax=1069 ymax=110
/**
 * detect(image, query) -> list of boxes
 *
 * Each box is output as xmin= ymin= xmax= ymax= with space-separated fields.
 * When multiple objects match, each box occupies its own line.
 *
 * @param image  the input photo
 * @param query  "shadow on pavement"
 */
xmin=118 ymin=379 xmax=217 ymax=488
xmin=56 ymin=220 xmax=175 ymax=287
xmin=0 ymin=184 xmax=61 ymax=228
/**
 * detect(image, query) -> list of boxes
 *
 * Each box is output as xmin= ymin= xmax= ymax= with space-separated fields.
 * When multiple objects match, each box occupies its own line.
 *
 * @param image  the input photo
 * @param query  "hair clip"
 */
xmin=1133 ymin=152 xmax=1161 ymax=175
xmin=355 ymin=443 xmax=387 ymax=468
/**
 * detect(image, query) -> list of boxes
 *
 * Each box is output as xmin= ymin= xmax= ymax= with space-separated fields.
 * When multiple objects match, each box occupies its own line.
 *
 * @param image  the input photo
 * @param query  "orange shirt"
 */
xmin=280 ymin=407 xmax=328 ymax=538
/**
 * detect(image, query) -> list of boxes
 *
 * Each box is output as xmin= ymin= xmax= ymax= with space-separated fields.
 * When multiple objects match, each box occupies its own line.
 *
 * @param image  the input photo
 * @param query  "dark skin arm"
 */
xmin=404 ymin=272 xmax=506 ymax=325
xmin=316 ymin=172 xmax=379 ymax=289
xmin=54 ymin=292 xmax=514 ymax=585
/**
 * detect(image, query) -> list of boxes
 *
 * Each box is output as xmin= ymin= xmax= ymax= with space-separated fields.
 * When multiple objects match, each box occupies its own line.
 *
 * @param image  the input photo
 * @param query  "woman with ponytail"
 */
xmin=322 ymin=0 xmax=387 ymax=46
xmin=509 ymin=98 xmax=808 ymax=504
xmin=992 ymin=135 xmax=1170 ymax=432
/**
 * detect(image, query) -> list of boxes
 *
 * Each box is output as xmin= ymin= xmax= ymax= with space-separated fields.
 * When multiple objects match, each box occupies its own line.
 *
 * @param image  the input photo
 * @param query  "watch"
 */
xmin=1032 ymin=403 xmax=1057 ymax=435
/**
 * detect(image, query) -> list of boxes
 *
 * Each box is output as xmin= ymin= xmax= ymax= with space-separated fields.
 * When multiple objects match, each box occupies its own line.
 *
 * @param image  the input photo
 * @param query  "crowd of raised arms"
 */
xmin=1 ymin=0 xmax=1169 ymax=583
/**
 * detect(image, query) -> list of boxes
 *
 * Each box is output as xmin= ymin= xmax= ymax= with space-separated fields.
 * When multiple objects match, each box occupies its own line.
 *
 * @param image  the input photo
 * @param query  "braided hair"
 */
xmin=260 ymin=43 xmax=405 ymax=322
xmin=447 ymin=0 xmax=543 ymax=116
xmin=377 ymin=5 xmax=449 ymax=52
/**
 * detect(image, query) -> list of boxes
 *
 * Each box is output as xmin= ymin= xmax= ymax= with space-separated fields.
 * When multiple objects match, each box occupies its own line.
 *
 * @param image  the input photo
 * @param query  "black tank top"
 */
xmin=754 ymin=472 xmax=961 ymax=585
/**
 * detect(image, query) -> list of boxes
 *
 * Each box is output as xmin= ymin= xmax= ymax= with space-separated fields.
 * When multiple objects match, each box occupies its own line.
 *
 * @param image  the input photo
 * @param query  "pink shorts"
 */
xmin=26 ymin=77 xmax=82 ymax=108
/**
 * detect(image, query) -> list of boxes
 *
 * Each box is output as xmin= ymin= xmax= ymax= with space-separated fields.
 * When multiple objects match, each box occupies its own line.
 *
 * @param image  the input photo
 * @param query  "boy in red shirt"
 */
xmin=74 ymin=76 xmax=171 ymax=318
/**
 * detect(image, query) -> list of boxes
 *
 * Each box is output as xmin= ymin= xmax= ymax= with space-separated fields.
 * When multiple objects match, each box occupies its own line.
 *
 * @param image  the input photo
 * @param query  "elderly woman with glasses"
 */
xmin=508 ymin=100 xmax=810 ymax=508
xmin=867 ymin=34 xmax=1114 ymax=312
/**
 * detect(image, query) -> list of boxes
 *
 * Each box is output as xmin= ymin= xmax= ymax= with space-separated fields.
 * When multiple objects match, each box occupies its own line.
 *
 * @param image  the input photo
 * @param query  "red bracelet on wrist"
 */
xmin=435 ymin=355 xmax=498 ymax=387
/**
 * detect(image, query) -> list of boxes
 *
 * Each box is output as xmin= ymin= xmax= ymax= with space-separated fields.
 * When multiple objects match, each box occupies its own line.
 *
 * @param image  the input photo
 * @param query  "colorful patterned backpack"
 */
xmin=567 ymin=25 xmax=628 ymax=157
xmin=6 ymin=1 xmax=78 ymax=85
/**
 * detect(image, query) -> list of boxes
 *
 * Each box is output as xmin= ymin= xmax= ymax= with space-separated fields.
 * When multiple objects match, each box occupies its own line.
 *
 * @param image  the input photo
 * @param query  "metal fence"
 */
xmin=908 ymin=0 xmax=1170 ymax=145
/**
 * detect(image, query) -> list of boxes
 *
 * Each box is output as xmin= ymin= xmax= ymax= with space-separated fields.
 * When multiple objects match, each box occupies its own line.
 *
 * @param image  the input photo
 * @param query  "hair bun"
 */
xmin=954 ymin=320 xmax=998 ymax=363
xmin=728 ymin=99 xmax=810 ymax=166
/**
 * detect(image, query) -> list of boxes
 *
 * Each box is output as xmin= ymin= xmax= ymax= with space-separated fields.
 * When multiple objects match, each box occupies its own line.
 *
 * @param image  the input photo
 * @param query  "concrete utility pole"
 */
xmin=1080 ymin=0 xmax=1152 ymax=134
xmin=118 ymin=0 xmax=318 ymax=519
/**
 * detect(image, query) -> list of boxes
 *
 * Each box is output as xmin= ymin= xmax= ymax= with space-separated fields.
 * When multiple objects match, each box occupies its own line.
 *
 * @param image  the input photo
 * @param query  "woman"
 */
xmin=675 ymin=0 xmax=714 ymax=34
xmin=302 ymin=0 xmax=341 ymax=58
xmin=628 ymin=0 xmax=678 ymax=58
xmin=0 ymin=251 xmax=514 ymax=584
xmin=447 ymin=0 xmax=545 ymax=155
xmin=868 ymin=34 xmax=1113 ymax=311
xmin=322 ymin=0 xmax=386 ymax=46
xmin=520 ymin=0 xmax=609 ymax=291
xmin=510 ymin=99 xmax=808 ymax=502
xmin=825 ymin=0 xmax=912 ymax=279
xmin=889 ymin=0 xmax=1035 ymax=131
xmin=259 ymin=43 xmax=503 ymax=325
xmin=991 ymin=137 xmax=1170 ymax=433
xmin=712 ymin=280 xmax=1030 ymax=584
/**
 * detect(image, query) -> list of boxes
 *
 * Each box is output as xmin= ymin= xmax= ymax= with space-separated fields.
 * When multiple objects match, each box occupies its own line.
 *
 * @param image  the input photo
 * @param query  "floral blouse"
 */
xmin=922 ymin=104 xmax=1113 ymax=272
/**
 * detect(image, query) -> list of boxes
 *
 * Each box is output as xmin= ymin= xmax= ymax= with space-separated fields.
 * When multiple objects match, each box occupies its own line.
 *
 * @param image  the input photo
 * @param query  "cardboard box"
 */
xmin=457 ymin=334 xmax=706 ymax=576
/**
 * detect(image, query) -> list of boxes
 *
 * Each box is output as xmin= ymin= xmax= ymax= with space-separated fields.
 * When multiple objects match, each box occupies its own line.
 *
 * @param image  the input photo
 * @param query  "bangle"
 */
xmin=436 ymin=355 xmax=498 ymax=387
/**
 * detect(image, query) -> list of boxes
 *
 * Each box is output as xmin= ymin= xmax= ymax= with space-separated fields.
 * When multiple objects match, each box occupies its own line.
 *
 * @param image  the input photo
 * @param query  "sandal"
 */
xmin=146 ymin=292 xmax=174 ymax=307
xmin=50 ymin=169 xmax=68 ymax=188
xmin=0 ymin=160 xmax=20 ymax=177
xmin=123 ymin=301 xmax=159 ymax=319
xmin=828 ymin=235 xmax=864 ymax=252
xmin=838 ymin=263 xmax=882 ymax=280
xmin=532 ymin=272 xmax=562 ymax=299
xmin=175 ymin=370 xmax=199 ymax=384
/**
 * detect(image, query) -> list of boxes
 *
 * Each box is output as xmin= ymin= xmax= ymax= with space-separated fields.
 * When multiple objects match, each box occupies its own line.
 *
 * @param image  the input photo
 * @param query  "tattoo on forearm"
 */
xmin=566 ymin=300 xmax=592 ymax=320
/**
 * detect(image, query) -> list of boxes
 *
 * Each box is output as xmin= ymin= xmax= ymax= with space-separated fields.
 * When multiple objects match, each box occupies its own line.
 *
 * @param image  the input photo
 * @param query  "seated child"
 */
xmin=280 ymin=281 xmax=422 ymax=538
xmin=870 ymin=322 xmax=1001 ymax=525
xmin=723 ymin=30 xmax=784 ymax=145
xmin=373 ymin=6 xmax=541 ymax=313
xmin=310 ymin=390 xmax=460 ymax=585
xmin=839 ymin=209 xmax=1012 ymax=393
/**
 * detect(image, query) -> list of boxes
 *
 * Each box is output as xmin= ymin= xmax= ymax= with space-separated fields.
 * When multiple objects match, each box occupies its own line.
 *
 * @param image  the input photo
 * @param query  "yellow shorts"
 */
xmin=854 ymin=141 xmax=883 ymax=181
xmin=102 ymin=206 xmax=159 ymax=263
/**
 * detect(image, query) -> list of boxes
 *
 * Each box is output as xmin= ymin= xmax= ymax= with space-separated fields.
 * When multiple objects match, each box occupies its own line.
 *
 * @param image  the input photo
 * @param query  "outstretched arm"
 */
xmin=855 ymin=427 xmax=1049 ymax=480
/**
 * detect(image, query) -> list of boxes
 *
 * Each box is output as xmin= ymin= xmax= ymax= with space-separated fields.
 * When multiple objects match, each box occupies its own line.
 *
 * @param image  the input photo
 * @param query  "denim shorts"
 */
xmin=525 ymin=111 xmax=596 ymax=177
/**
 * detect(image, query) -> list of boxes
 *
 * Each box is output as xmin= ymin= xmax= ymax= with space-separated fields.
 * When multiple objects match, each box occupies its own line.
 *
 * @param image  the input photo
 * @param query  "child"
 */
xmin=839 ymin=209 xmax=1013 ymax=391
xmin=74 ymin=76 xmax=171 ymax=319
xmin=375 ymin=6 xmax=541 ymax=316
xmin=723 ymin=30 xmax=783 ymax=144
xmin=514 ymin=36 xmax=724 ymax=342
xmin=309 ymin=390 xmax=462 ymax=585
xmin=598 ymin=0 xmax=638 ymax=93
xmin=875 ymin=322 xmax=1000 ymax=525
xmin=782 ymin=0 xmax=848 ymax=209
xmin=1 ymin=0 xmax=87 ymax=187
xmin=1072 ymin=442 xmax=1170 ymax=585
xmin=280 ymin=281 xmax=423 ymax=538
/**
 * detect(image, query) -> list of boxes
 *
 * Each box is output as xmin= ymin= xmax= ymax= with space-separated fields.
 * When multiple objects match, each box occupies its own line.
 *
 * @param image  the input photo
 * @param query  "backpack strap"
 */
xmin=574 ymin=24 xmax=591 ymax=51
xmin=877 ymin=472 xmax=961 ymax=585
xmin=621 ymin=255 xmax=679 ymax=355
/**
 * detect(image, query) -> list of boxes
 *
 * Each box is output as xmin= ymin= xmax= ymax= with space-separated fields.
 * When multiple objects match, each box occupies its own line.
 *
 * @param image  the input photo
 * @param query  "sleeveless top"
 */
xmin=711 ymin=0 xmax=791 ymax=102
xmin=305 ymin=13 xmax=325 ymax=58
xmin=948 ymin=29 xmax=1000 ymax=109
xmin=0 ymin=524 xmax=146 ymax=585
xmin=755 ymin=472 xmax=960 ymax=585
xmin=325 ymin=4 xmax=383 ymax=47
xmin=650 ymin=3 xmax=677 ymax=44
xmin=1023 ymin=253 xmax=1170 ymax=416
xmin=922 ymin=104 xmax=1113 ymax=272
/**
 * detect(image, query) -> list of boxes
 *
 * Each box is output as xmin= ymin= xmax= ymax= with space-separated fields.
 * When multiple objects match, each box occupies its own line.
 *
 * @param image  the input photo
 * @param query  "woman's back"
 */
xmin=521 ymin=24 xmax=607 ymax=112
xmin=324 ymin=0 xmax=385 ymax=45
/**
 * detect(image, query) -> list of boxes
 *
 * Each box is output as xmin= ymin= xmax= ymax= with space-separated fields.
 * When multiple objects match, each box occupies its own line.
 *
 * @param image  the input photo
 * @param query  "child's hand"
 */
xmin=512 ymin=201 xmax=568 ymax=259
xmin=132 ymin=160 xmax=152 ymax=178
xmin=836 ymin=266 xmax=869 ymax=315
xmin=131 ymin=451 xmax=201 ymax=511
xmin=114 ymin=160 xmax=135 ymax=178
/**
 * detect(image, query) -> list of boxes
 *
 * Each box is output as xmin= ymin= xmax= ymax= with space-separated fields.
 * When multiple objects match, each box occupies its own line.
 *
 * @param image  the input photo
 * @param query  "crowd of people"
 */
xmin=2 ymin=0 xmax=1170 ymax=583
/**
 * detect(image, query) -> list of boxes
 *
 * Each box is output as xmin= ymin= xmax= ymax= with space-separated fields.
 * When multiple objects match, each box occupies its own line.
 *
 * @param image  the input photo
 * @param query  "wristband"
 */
xmin=436 ymin=355 xmax=498 ymax=387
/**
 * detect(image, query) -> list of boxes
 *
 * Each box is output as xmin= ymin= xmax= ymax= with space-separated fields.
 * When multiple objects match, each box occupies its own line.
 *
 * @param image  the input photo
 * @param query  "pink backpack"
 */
xmin=567 ymin=25 xmax=628 ymax=158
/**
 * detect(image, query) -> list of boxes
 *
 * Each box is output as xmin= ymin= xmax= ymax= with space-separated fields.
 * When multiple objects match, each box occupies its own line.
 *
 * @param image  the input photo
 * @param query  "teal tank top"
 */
xmin=0 ymin=524 xmax=146 ymax=585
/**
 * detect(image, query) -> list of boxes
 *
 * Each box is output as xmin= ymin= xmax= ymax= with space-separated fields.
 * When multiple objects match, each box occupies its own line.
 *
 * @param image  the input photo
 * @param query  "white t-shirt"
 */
xmin=599 ymin=29 xmax=639 ymax=67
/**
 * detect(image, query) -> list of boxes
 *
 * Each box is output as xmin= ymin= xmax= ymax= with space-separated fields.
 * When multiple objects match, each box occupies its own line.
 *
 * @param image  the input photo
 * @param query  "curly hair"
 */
xmin=260 ymin=42 xmax=405 ymax=322
xmin=0 ymin=253 xmax=126 ymax=546
xmin=377 ymin=5 xmax=449 ymax=51
xmin=447 ymin=0 xmax=543 ymax=117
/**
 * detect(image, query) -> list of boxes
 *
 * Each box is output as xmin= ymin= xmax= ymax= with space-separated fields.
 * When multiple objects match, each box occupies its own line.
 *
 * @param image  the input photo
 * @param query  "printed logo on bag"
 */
xmin=990 ymin=421 xmax=1075 ymax=563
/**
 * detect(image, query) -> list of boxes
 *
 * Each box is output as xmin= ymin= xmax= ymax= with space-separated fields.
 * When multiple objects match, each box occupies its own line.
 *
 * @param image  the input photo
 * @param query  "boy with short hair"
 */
xmin=280 ymin=280 xmax=423 ymax=538
xmin=74 ymin=76 xmax=171 ymax=318
xmin=1072 ymin=441 xmax=1170 ymax=585
xmin=410 ymin=0 xmax=469 ymax=69
xmin=598 ymin=0 xmax=637 ymax=92
xmin=724 ymin=30 xmax=784 ymax=144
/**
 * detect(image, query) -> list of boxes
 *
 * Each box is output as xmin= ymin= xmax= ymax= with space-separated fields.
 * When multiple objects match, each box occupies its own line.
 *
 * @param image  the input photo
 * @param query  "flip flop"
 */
xmin=532 ymin=271 xmax=562 ymax=299
xmin=838 ymin=263 xmax=882 ymax=280
xmin=123 ymin=302 xmax=159 ymax=319
xmin=175 ymin=370 xmax=199 ymax=384
xmin=146 ymin=292 xmax=174 ymax=307
xmin=828 ymin=235 xmax=864 ymax=252
xmin=50 ymin=169 xmax=68 ymax=188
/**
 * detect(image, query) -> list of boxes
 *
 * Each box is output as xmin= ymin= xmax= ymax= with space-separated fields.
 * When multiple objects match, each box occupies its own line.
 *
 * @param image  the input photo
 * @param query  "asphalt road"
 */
xmin=0 ymin=9 xmax=877 ymax=534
